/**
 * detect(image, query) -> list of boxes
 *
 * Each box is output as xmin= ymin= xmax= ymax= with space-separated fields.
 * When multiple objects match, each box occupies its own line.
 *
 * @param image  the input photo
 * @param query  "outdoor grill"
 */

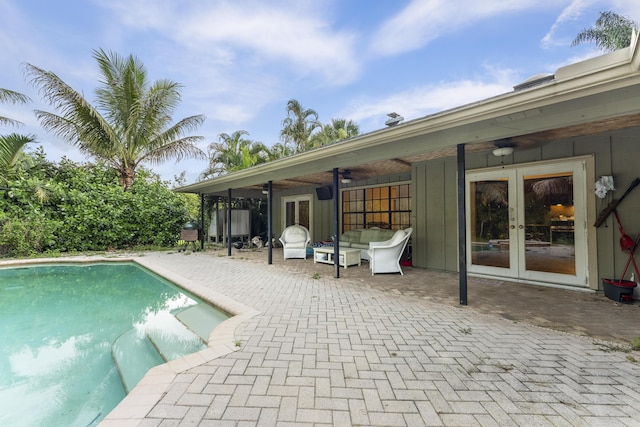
xmin=179 ymin=221 xmax=201 ymax=252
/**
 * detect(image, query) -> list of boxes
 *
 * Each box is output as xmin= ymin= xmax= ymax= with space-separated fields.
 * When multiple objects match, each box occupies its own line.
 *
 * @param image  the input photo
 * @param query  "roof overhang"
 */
xmin=177 ymin=33 xmax=640 ymax=197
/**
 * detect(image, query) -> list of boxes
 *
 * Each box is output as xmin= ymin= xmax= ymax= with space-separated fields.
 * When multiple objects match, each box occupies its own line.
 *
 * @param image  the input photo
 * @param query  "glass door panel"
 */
xmin=470 ymin=179 xmax=510 ymax=268
xmin=522 ymin=172 xmax=576 ymax=276
xmin=298 ymin=200 xmax=310 ymax=230
xmin=285 ymin=202 xmax=296 ymax=227
xmin=467 ymin=170 xmax=517 ymax=278
xmin=517 ymin=161 xmax=586 ymax=286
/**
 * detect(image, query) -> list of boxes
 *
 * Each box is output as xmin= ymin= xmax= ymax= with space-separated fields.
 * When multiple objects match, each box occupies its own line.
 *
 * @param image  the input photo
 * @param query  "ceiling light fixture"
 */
xmin=492 ymin=140 xmax=515 ymax=157
xmin=341 ymin=170 xmax=353 ymax=184
xmin=262 ymin=184 xmax=269 ymax=195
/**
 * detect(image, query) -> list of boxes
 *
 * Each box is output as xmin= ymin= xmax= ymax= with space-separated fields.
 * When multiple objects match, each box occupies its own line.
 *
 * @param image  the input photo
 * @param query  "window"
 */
xmin=342 ymin=184 xmax=411 ymax=232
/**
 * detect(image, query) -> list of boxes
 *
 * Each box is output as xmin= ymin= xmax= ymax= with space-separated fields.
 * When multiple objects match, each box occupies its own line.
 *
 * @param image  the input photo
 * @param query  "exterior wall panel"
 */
xmin=411 ymin=126 xmax=640 ymax=286
xmin=425 ymin=161 xmax=446 ymax=270
xmin=443 ymin=158 xmax=459 ymax=272
xmin=411 ymin=164 xmax=427 ymax=268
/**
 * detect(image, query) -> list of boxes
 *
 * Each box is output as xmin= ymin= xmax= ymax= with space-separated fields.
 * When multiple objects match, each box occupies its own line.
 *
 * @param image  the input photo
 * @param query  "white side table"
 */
xmin=313 ymin=247 xmax=361 ymax=269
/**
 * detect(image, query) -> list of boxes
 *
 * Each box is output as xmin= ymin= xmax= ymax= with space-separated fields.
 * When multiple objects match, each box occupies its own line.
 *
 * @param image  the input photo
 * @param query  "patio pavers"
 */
xmin=102 ymin=248 xmax=640 ymax=426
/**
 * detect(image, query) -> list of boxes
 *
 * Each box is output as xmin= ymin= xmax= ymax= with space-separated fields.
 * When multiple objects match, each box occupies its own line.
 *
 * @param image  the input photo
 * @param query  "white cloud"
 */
xmin=369 ymin=0 xmax=545 ymax=57
xmin=342 ymin=66 xmax=516 ymax=132
xmin=541 ymin=0 xmax=596 ymax=49
xmin=96 ymin=0 xmax=361 ymax=85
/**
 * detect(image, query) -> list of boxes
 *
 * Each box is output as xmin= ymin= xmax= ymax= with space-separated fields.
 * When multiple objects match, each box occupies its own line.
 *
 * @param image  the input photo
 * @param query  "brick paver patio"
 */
xmin=92 ymin=249 xmax=640 ymax=426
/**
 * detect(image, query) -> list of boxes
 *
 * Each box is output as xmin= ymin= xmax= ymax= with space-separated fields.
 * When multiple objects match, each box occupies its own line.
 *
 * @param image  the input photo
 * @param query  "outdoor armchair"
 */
xmin=279 ymin=225 xmax=311 ymax=259
xmin=367 ymin=228 xmax=413 ymax=275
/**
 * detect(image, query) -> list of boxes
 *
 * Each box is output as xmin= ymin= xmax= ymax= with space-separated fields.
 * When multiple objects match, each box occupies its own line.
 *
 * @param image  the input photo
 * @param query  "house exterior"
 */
xmin=178 ymin=33 xmax=640 ymax=296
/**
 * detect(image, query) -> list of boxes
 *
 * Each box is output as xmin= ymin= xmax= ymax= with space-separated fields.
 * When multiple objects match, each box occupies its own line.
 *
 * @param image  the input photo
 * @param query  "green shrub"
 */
xmin=0 ymin=154 xmax=190 ymax=256
xmin=0 ymin=215 xmax=62 ymax=256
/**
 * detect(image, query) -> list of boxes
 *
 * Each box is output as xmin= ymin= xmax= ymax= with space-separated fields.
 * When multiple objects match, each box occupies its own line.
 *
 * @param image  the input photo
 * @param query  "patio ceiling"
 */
xmin=176 ymin=39 xmax=640 ymax=198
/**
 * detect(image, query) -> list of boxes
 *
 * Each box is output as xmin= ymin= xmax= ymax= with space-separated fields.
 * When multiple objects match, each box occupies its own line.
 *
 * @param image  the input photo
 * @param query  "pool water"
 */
xmin=0 ymin=262 xmax=227 ymax=427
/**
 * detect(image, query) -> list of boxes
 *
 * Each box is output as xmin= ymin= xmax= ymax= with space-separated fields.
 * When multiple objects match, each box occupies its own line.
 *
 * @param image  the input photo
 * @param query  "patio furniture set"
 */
xmin=279 ymin=225 xmax=412 ymax=275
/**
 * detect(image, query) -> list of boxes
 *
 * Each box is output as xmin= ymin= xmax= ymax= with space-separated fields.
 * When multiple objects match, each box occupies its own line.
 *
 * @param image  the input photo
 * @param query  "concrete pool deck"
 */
xmin=6 ymin=250 xmax=639 ymax=426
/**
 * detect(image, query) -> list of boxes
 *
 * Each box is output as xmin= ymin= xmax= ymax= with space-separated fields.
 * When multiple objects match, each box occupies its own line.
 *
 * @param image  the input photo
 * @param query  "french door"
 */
xmin=466 ymin=160 xmax=589 ymax=287
xmin=282 ymin=194 xmax=312 ymax=232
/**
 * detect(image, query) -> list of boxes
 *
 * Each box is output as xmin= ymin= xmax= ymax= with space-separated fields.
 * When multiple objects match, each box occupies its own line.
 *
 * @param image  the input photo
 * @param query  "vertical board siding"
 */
xmin=412 ymin=164 xmax=428 ymax=268
xmin=411 ymin=126 xmax=640 ymax=282
xmin=443 ymin=158 xmax=459 ymax=271
xmin=425 ymin=161 xmax=446 ymax=270
xmin=609 ymin=131 xmax=640 ymax=281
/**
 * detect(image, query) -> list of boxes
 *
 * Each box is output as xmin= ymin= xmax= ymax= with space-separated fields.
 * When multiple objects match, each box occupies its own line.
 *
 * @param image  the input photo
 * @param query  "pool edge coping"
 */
xmin=0 ymin=256 xmax=261 ymax=427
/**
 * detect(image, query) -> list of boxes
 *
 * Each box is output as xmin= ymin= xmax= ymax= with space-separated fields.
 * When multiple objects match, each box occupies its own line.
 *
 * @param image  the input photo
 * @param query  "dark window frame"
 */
xmin=342 ymin=183 xmax=411 ymax=232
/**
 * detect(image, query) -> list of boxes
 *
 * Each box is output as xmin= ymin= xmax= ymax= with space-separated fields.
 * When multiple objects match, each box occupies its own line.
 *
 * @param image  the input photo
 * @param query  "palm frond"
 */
xmin=0 ymin=88 xmax=31 ymax=105
xmin=0 ymin=133 xmax=35 ymax=177
xmin=24 ymin=63 xmax=119 ymax=154
xmin=140 ymin=136 xmax=206 ymax=165
xmin=0 ymin=88 xmax=32 ymax=128
xmin=0 ymin=117 xmax=25 ymax=127
xmin=571 ymin=11 xmax=639 ymax=52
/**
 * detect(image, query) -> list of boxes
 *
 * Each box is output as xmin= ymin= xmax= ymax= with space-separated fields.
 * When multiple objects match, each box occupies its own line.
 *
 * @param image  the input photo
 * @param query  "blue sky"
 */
xmin=1 ymin=0 xmax=639 ymax=183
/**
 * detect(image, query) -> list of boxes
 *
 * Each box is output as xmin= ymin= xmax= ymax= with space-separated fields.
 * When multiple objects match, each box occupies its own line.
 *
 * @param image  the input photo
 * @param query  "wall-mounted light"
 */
xmin=341 ymin=170 xmax=352 ymax=184
xmin=262 ymin=184 xmax=269 ymax=195
xmin=492 ymin=140 xmax=515 ymax=157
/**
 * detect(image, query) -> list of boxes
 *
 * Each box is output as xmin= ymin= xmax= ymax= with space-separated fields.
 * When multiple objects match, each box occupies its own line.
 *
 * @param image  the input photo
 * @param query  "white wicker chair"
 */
xmin=367 ymin=228 xmax=412 ymax=275
xmin=279 ymin=225 xmax=311 ymax=259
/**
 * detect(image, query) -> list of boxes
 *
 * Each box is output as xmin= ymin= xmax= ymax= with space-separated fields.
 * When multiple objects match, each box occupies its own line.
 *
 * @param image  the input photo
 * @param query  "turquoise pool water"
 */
xmin=0 ymin=262 xmax=227 ymax=427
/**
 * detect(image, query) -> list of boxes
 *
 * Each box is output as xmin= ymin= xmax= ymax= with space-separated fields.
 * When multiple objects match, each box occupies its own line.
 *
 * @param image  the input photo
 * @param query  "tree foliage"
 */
xmin=0 ymin=88 xmax=35 ymax=182
xmin=0 ymin=149 xmax=192 ymax=256
xmin=309 ymin=118 xmax=360 ymax=149
xmin=572 ymin=11 xmax=639 ymax=52
xmin=280 ymin=99 xmax=321 ymax=154
xmin=24 ymin=49 xmax=206 ymax=191
xmin=201 ymin=130 xmax=270 ymax=178
xmin=202 ymin=99 xmax=361 ymax=177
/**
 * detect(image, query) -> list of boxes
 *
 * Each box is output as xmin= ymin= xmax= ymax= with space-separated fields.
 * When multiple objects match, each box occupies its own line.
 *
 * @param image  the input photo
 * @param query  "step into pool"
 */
xmin=0 ymin=262 xmax=228 ymax=427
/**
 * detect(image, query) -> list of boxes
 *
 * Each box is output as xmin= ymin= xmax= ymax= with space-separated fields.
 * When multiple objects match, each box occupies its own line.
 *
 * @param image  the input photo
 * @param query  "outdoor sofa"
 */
xmin=339 ymin=227 xmax=397 ymax=261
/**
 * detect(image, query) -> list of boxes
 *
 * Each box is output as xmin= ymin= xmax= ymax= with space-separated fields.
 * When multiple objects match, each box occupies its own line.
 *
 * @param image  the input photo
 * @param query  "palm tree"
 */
xmin=0 ymin=88 xmax=35 ymax=182
xmin=572 ymin=11 xmax=639 ymax=52
xmin=202 ymin=130 xmax=268 ymax=177
xmin=280 ymin=99 xmax=321 ymax=154
xmin=23 ymin=49 xmax=206 ymax=191
xmin=309 ymin=118 xmax=360 ymax=149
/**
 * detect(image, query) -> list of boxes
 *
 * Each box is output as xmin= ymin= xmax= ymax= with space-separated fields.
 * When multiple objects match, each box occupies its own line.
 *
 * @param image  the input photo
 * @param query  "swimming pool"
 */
xmin=0 ymin=262 xmax=228 ymax=427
